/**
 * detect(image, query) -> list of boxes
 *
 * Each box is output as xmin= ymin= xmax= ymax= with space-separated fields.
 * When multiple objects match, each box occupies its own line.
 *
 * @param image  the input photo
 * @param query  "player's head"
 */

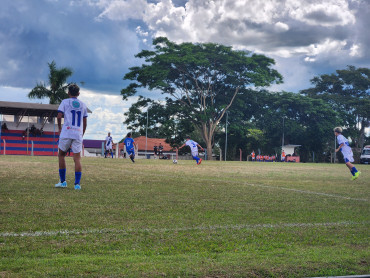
xmin=108 ymin=132 xmax=111 ymax=136
xmin=334 ymin=127 xmax=342 ymax=135
xmin=68 ymin=83 xmax=80 ymax=97
xmin=186 ymin=135 xmax=190 ymax=140
xmin=127 ymin=132 xmax=132 ymax=138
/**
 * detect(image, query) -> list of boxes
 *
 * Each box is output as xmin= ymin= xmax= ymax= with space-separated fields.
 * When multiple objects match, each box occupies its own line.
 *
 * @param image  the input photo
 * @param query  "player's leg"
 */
xmin=345 ymin=156 xmax=360 ymax=180
xmin=192 ymin=151 xmax=201 ymax=164
xmin=71 ymin=140 xmax=83 ymax=189
xmin=56 ymin=139 xmax=70 ymax=188
xmin=111 ymin=149 xmax=114 ymax=158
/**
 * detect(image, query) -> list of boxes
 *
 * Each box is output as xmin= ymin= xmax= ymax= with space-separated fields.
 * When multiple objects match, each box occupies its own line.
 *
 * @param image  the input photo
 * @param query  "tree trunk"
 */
xmin=206 ymin=139 xmax=213 ymax=160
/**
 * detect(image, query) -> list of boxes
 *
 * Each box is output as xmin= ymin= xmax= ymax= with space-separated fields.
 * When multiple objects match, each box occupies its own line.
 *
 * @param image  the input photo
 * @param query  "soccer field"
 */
xmin=0 ymin=156 xmax=369 ymax=277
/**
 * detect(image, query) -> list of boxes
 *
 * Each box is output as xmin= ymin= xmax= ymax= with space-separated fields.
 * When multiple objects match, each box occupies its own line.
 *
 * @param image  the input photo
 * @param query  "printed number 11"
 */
xmin=71 ymin=110 xmax=81 ymax=127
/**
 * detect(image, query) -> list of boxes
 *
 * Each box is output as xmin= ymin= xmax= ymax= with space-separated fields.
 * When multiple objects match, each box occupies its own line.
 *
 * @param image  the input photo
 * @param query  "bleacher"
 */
xmin=0 ymin=129 xmax=59 ymax=156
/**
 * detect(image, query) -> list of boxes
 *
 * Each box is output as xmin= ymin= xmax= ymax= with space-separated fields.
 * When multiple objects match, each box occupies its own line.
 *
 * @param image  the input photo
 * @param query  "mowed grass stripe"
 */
xmin=1 ymin=220 xmax=368 ymax=238
xmin=128 ymin=171 xmax=369 ymax=202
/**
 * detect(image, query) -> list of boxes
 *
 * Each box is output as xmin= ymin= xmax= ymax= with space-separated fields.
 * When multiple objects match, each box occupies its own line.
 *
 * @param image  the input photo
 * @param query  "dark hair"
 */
xmin=68 ymin=83 xmax=80 ymax=96
xmin=127 ymin=132 xmax=132 ymax=138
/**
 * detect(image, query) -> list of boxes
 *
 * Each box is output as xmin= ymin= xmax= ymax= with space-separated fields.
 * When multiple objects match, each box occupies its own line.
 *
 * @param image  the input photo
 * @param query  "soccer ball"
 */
xmin=173 ymin=159 xmax=178 ymax=164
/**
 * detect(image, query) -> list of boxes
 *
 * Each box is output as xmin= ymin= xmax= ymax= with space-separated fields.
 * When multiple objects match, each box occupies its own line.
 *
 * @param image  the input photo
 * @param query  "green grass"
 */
xmin=0 ymin=156 xmax=369 ymax=277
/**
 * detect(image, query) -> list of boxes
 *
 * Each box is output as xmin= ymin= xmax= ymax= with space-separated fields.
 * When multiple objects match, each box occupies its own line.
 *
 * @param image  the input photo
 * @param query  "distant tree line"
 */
xmin=122 ymin=38 xmax=369 ymax=162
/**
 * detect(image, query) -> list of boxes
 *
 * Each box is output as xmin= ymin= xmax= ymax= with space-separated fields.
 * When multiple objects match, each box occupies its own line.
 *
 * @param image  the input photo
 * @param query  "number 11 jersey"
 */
xmin=58 ymin=97 xmax=88 ymax=141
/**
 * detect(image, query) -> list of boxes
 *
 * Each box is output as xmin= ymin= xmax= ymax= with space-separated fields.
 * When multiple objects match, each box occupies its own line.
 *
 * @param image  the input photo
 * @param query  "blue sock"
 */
xmin=352 ymin=167 xmax=358 ymax=174
xmin=193 ymin=156 xmax=199 ymax=163
xmin=59 ymin=169 xmax=66 ymax=182
xmin=75 ymin=172 xmax=82 ymax=185
xmin=111 ymin=152 xmax=114 ymax=158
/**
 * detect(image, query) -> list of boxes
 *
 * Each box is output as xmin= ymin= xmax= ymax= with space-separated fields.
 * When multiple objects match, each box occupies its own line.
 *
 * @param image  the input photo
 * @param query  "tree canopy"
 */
xmin=122 ymin=37 xmax=283 ymax=159
xmin=28 ymin=61 xmax=73 ymax=105
xmin=300 ymin=66 xmax=370 ymax=149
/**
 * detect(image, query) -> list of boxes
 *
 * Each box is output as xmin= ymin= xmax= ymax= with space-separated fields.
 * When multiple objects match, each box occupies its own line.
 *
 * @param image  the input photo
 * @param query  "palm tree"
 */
xmin=28 ymin=61 xmax=73 ymax=104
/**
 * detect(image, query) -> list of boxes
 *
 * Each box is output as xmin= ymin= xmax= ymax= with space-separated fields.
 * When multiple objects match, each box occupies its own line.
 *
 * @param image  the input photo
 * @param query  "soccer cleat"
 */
xmin=352 ymin=171 xmax=361 ymax=180
xmin=74 ymin=184 xmax=81 ymax=190
xmin=197 ymin=158 xmax=202 ymax=165
xmin=55 ymin=181 xmax=67 ymax=188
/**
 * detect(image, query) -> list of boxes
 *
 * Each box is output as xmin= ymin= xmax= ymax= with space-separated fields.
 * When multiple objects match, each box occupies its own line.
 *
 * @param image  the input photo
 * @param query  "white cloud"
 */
xmin=286 ymin=0 xmax=356 ymax=27
xmin=274 ymin=22 xmax=289 ymax=32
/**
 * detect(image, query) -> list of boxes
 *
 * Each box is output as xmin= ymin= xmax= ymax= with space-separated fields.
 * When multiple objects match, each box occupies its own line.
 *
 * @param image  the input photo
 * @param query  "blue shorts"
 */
xmin=127 ymin=150 xmax=135 ymax=156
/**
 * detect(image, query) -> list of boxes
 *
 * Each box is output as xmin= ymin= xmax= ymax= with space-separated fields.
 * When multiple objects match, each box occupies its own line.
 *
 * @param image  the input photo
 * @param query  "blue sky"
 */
xmin=0 ymin=0 xmax=369 ymax=140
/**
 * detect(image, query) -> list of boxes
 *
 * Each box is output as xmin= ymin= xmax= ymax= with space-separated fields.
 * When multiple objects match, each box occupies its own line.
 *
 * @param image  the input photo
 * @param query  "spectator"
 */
xmin=158 ymin=143 xmax=163 ymax=158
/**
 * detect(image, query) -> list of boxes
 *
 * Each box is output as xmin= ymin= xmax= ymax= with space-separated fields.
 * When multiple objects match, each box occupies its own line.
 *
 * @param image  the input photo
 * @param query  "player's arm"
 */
xmin=197 ymin=144 xmax=204 ymax=151
xmin=336 ymin=143 xmax=344 ymax=152
xmin=178 ymin=144 xmax=186 ymax=150
xmin=82 ymin=117 xmax=87 ymax=136
xmin=57 ymin=112 xmax=63 ymax=134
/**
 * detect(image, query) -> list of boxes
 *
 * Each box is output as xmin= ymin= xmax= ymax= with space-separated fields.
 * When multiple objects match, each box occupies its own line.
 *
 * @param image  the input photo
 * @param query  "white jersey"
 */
xmin=186 ymin=140 xmax=199 ymax=156
xmin=106 ymin=136 xmax=113 ymax=149
xmin=58 ymin=97 xmax=88 ymax=141
xmin=337 ymin=134 xmax=354 ymax=162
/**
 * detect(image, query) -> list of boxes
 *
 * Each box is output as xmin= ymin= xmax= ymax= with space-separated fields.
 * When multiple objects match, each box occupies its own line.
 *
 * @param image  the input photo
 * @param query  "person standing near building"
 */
xmin=178 ymin=136 xmax=204 ymax=165
xmin=158 ymin=143 xmax=163 ymax=158
xmin=334 ymin=127 xmax=361 ymax=180
xmin=124 ymin=132 xmax=136 ymax=163
xmin=55 ymin=84 xmax=88 ymax=190
xmin=105 ymin=132 xmax=114 ymax=158
xmin=154 ymin=144 xmax=158 ymax=158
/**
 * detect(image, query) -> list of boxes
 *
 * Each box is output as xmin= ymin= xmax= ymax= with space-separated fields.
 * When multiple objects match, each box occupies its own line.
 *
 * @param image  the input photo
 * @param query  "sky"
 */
xmin=0 ymin=0 xmax=369 ymax=140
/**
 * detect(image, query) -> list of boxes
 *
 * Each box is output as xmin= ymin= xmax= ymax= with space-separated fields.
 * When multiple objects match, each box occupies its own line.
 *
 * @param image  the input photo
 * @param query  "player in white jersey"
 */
xmin=55 ymin=84 xmax=88 ymax=190
xmin=105 ymin=132 xmax=114 ymax=158
xmin=334 ymin=127 xmax=361 ymax=180
xmin=178 ymin=136 xmax=204 ymax=165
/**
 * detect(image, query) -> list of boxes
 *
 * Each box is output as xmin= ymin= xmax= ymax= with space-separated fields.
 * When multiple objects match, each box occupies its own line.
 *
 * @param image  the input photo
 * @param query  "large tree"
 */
xmin=122 ymin=37 xmax=282 ymax=159
xmin=300 ymin=66 xmax=370 ymax=149
xmin=28 ymin=61 xmax=73 ymax=104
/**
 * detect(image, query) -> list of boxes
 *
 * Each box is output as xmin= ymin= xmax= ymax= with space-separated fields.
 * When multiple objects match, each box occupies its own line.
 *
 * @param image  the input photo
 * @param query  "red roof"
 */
xmin=114 ymin=136 xmax=173 ymax=152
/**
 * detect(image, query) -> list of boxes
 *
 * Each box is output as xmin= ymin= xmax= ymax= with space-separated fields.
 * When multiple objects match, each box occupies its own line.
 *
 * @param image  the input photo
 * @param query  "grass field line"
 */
xmin=141 ymin=172 xmax=369 ymax=202
xmin=1 ymin=221 xmax=368 ymax=238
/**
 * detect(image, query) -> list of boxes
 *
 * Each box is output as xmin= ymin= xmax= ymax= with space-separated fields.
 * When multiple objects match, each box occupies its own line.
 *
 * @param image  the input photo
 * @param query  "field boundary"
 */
xmin=1 ymin=221 xmax=368 ymax=238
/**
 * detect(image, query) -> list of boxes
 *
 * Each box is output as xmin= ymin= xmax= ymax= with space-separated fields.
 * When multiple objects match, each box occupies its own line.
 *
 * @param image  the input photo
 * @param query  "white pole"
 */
xmin=334 ymin=134 xmax=336 ymax=163
xmin=225 ymin=111 xmax=228 ymax=161
xmin=145 ymin=109 xmax=148 ymax=158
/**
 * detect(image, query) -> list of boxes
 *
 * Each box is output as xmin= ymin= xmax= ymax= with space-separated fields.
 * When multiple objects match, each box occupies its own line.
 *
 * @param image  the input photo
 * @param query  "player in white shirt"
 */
xmin=334 ymin=127 xmax=361 ymax=180
xmin=178 ymin=136 xmax=204 ymax=165
xmin=55 ymin=84 xmax=88 ymax=190
xmin=105 ymin=132 xmax=114 ymax=158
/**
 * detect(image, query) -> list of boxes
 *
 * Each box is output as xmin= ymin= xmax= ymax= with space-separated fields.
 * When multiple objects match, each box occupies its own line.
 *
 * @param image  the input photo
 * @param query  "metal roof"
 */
xmin=0 ymin=101 xmax=92 ymax=117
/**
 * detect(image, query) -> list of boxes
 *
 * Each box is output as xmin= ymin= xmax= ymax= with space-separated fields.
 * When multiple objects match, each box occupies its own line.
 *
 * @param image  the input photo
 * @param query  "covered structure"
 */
xmin=282 ymin=144 xmax=301 ymax=162
xmin=0 ymin=101 xmax=91 ymax=156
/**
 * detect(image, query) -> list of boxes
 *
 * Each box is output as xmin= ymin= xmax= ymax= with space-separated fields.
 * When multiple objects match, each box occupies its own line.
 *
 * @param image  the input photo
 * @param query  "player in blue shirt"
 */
xmin=334 ymin=127 xmax=361 ymax=180
xmin=124 ymin=132 xmax=136 ymax=163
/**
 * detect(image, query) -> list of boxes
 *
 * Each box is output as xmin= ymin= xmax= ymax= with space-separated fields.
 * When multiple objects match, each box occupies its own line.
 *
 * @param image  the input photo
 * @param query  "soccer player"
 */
xmin=124 ymin=132 xmax=136 ymax=163
xmin=334 ymin=127 xmax=361 ymax=180
xmin=105 ymin=132 xmax=114 ymax=158
xmin=178 ymin=136 xmax=204 ymax=165
xmin=251 ymin=150 xmax=255 ymax=162
xmin=281 ymin=150 xmax=286 ymax=162
xmin=55 ymin=84 xmax=88 ymax=190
